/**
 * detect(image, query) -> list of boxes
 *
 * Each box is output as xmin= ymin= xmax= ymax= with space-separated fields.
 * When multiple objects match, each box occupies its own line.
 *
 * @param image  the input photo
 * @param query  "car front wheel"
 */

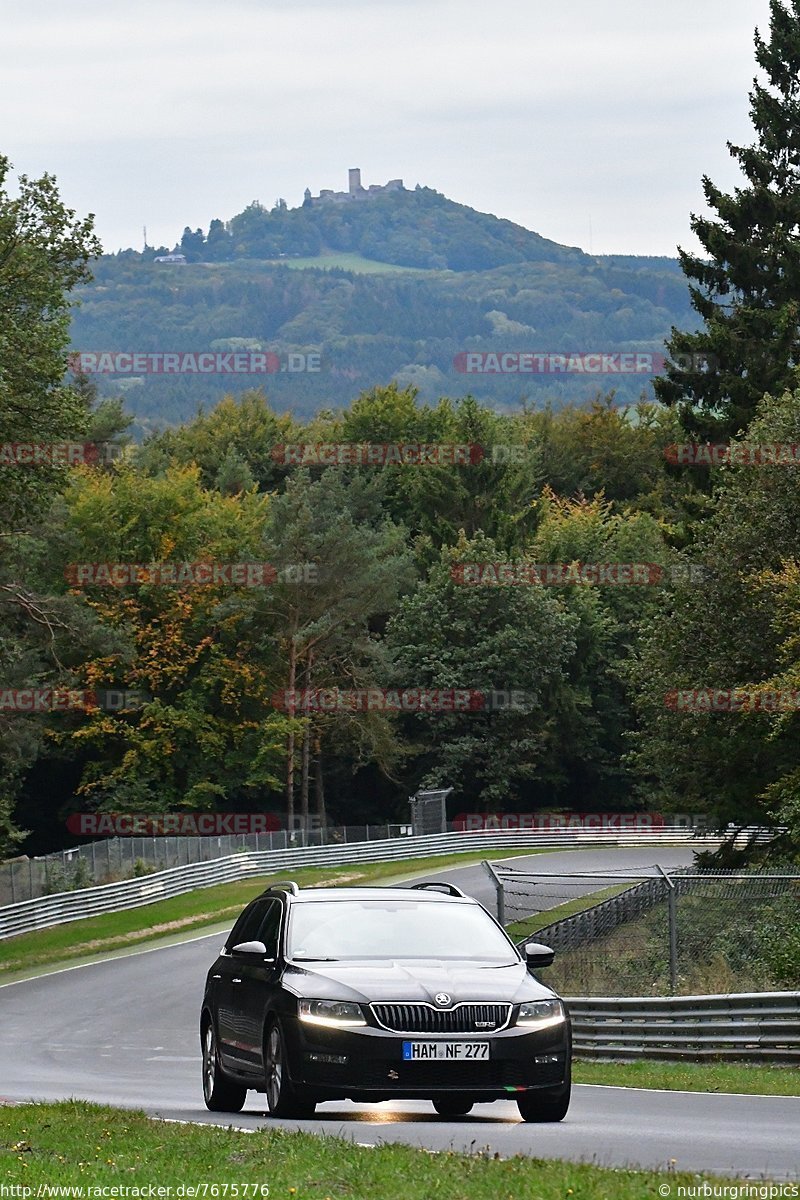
xmin=516 ymin=1081 xmax=571 ymax=1123
xmin=264 ymin=1020 xmax=317 ymax=1119
xmin=202 ymin=1021 xmax=247 ymax=1112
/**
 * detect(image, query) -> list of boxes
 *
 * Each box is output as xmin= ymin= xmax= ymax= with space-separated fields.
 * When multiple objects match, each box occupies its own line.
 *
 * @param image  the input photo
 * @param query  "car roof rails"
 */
xmin=263 ymin=880 xmax=300 ymax=896
xmin=409 ymin=880 xmax=467 ymax=898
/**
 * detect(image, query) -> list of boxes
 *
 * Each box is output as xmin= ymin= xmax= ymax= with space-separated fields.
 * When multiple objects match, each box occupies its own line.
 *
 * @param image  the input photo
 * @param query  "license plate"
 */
xmin=402 ymin=1041 xmax=490 ymax=1061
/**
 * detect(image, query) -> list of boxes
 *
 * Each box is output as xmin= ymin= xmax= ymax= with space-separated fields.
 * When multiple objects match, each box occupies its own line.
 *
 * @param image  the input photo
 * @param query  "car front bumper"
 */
xmin=284 ymin=1014 xmax=571 ymax=1101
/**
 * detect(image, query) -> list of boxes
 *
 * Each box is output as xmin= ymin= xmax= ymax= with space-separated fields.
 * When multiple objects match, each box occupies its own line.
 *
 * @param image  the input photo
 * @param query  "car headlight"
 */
xmin=516 ymin=999 xmax=566 ymax=1029
xmin=298 ymin=999 xmax=367 ymax=1028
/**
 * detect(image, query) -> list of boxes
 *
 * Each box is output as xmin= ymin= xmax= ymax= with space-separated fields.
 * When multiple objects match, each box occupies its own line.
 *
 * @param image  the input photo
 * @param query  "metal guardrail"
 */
xmin=0 ymin=826 xmax=710 ymax=941
xmin=567 ymin=992 xmax=800 ymax=1063
xmin=0 ymin=823 xmax=418 ymax=906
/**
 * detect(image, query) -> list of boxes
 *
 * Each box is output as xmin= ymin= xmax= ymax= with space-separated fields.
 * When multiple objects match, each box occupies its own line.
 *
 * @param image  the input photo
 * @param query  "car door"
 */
xmin=225 ymin=897 xmax=284 ymax=1078
xmin=216 ymin=898 xmax=274 ymax=1073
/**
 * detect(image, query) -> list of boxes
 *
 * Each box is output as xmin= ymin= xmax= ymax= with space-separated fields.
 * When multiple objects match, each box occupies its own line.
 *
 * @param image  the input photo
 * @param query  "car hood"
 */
xmin=283 ymin=958 xmax=556 ymax=1005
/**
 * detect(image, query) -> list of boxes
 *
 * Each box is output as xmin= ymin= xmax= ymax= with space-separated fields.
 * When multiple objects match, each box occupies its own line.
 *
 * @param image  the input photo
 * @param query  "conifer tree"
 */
xmin=656 ymin=0 xmax=800 ymax=439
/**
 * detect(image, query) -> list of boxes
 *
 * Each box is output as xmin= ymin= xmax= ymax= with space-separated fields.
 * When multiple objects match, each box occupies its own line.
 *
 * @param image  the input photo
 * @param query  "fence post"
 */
xmin=657 ymin=864 xmax=678 ymax=994
xmin=481 ymin=860 xmax=505 ymax=925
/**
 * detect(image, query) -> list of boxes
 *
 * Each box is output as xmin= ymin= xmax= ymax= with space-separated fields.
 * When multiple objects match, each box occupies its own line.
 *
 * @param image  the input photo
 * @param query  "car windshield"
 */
xmin=287 ymin=899 xmax=518 ymax=962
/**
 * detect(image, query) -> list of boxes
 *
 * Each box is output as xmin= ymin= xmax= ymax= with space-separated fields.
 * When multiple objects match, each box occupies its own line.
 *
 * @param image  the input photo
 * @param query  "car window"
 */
xmin=225 ymin=899 xmax=272 ymax=950
xmin=287 ymin=900 xmax=517 ymax=962
xmin=254 ymin=899 xmax=282 ymax=958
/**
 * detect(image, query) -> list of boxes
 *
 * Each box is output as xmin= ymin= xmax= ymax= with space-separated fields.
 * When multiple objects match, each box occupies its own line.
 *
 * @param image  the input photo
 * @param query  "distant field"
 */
xmin=261 ymin=250 xmax=434 ymax=274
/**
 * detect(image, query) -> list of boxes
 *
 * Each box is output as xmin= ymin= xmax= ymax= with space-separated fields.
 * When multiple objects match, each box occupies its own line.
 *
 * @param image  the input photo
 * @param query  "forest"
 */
xmin=3 ymin=0 xmax=800 ymax=868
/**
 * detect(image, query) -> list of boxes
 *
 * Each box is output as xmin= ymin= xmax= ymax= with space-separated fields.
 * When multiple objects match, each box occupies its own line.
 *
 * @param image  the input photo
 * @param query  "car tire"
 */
xmin=202 ymin=1020 xmax=247 ymax=1113
xmin=432 ymin=1097 xmax=474 ymax=1117
xmin=264 ymin=1020 xmax=317 ymax=1119
xmin=516 ymin=1081 xmax=571 ymax=1123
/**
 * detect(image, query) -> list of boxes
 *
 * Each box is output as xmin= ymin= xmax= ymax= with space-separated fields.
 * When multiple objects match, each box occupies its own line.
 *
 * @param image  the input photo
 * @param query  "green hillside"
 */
xmin=176 ymin=185 xmax=586 ymax=270
xmin=69 ymin=188 xmax=695 ymax=431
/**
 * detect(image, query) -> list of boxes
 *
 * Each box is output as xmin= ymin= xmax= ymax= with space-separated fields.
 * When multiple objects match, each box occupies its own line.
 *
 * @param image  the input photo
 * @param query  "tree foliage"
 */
xmin=656 ymin=0 xmax=800 ymax=439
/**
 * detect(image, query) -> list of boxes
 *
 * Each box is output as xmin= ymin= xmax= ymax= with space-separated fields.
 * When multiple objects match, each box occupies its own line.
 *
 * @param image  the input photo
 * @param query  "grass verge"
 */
xmin=573 ymin=1059 xmax=800 ymax=1097
xmin=505 ymin=884 xmax=631 ymax=943
xmin=0 ymin=848 xmax=538 ymax=981
xmin=0 ymin=1101 xmax=746 ymax=1195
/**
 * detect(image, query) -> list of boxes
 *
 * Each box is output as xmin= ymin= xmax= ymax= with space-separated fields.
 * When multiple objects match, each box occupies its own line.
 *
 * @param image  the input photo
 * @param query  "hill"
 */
xmin=177 ymin=185 xmax=587 ymax=271
xmin=69 ymin=187 xmax=695 ymax=432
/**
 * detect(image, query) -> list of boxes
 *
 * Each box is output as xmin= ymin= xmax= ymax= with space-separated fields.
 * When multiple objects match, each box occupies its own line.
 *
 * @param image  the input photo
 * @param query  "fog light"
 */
xmin=304 ymin=1052 xmax=348 ymax=1065
xmin=534 ymin=1054 xmax=560 ymax=1064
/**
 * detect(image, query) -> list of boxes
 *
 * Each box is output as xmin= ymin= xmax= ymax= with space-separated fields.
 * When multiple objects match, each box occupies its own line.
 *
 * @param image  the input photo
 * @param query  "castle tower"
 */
xmin=348 ymin=168 xmax=362 ymax=195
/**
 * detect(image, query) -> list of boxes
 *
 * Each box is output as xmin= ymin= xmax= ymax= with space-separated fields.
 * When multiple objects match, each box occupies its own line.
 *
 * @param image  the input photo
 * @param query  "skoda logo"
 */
xmin=434 ymin=992 xmax=452 ymax=1007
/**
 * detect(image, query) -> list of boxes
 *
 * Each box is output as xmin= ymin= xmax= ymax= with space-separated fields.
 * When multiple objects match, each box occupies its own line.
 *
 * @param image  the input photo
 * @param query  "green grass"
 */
xmin=0 ymin=848 xmax=540 ymax=981
xmin=261 ymin=250 xmax=431 ymax=274
xmin=544 ymin=885 xmax=800 ymax=997
xmin=0 ymin=1101 xmax=747 ymax=1195
xmin=574 ymin=1059 xmax=800 ymax=1097
xmin=505 ymin=884 xmax=632 ymax=942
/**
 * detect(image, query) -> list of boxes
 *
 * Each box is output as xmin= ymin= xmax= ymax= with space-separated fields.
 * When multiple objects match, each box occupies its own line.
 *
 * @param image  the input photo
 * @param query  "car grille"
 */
xmin=371 ymin=1003 xmax=513 ymax=1034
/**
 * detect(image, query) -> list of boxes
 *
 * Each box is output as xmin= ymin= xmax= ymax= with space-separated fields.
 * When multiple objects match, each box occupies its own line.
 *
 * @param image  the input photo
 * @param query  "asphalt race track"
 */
xmin=415 ymin=844 xmax=700 ymax=915
xmin=1 ymin=848 xmax=798 ymax=1180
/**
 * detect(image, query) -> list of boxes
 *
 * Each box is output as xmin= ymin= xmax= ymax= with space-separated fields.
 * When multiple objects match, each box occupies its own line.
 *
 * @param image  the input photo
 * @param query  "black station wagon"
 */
xmin=200 ymin=880 xmax=571 ymax=1121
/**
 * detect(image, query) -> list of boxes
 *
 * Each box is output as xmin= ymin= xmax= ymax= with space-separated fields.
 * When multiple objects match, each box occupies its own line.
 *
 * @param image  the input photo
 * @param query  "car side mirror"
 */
xmin=231 ymin=940 xmax=269 ymax=957
xmin=524 ymin=941 xmax=555 ymax=969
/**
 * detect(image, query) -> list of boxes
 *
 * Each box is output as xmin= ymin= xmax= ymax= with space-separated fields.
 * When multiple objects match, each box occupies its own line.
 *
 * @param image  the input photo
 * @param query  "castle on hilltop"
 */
xmin=303 ymin=168 xmax=404 ymax=207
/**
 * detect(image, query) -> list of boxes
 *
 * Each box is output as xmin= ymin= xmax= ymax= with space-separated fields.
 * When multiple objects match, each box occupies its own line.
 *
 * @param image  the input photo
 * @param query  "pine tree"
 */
xmin=656 ymin=0 xmax=800 ymax=440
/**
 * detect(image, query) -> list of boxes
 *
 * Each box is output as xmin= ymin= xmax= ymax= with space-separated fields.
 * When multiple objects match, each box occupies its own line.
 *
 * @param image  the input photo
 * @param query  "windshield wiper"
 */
xmin=291 ymin=955 xmax=340 ymax=962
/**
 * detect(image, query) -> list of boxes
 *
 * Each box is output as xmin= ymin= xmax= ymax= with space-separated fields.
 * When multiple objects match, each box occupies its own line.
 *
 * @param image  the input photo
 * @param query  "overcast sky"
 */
xmin=0 ymin=0 xmax=773 ymax=257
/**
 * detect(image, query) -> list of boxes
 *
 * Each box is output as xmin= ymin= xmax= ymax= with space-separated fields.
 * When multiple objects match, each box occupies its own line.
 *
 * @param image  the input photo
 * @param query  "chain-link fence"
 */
xmin=0 ymin=823 xmax=414 ymax=906
xmin=484 ymin=862 xmax=800 ymax=996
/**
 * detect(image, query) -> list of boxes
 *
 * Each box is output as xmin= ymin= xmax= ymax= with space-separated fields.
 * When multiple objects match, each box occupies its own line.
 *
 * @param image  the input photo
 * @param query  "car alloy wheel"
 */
xmin=264 ymin=1020 xmax=316 ymax=1119
xmin=201 ymin=1020 xmax=247 ymax=1113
